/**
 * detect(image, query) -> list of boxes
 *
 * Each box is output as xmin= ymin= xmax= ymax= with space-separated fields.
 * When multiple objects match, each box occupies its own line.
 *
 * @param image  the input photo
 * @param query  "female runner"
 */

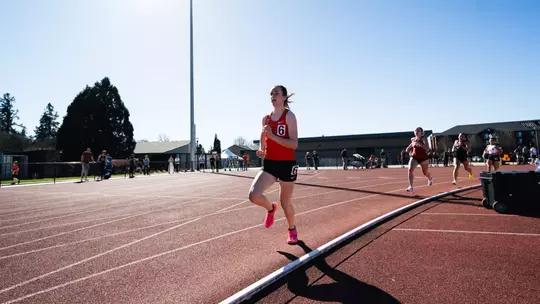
xmin=405 ymin=127 xmax=434 ymax=193
xmin=452 ymin=133 xmax=474 ymax=184
xmin=483 ymin=134 xmax=503 ymax=172
xmin=248 ymin=85 xmax=299 ymax=245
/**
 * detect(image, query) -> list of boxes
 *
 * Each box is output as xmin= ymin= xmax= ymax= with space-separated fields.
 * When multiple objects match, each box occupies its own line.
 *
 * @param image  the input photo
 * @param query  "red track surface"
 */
xmin=0 ymin=166 xmax=494 ymax=303
xmin=258 ymin=187 xmax=540 ymax=304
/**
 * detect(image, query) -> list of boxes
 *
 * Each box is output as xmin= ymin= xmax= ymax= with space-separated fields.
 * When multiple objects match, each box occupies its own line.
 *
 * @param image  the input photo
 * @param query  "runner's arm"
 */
xmin=406 ymin=142 xmax=413 ymax=153
xmin=258 ymin=116 xmax=266 ymax=152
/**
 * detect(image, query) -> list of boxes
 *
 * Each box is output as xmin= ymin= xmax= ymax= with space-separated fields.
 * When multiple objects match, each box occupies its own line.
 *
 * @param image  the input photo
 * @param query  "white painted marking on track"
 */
xmin=0 ymin=179 xmax=470 ymax=303
xmin=0 ymin=177 xmax=246 ymax=235
xmin=0 ymin=218 xmax=202 ymax=296
xmin=421 ymin=212 xmax=516 ymax=217
xmin=393 ymin=228 xmax=540 ymax=237
xmin=0 ymin=185 xmax=246 ymax=251
xmin=216 ymin=171 xmax=324 ymax=213
xmin=1 ymin=173 xmax=469 ymax=254
xmin=215 ymin=171 xmax=461 ymax=213
xmin=219 ymin=184 xmax=482 ymax=304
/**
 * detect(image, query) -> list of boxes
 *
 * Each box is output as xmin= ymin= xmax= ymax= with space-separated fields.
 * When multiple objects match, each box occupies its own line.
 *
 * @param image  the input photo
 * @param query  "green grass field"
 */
xmin=1 ymin=173 xmax=130 ymax=186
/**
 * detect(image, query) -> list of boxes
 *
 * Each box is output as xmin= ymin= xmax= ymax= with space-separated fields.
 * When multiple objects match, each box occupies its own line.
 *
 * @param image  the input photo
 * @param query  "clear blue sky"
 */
xmin=1 ymin=0 xmax=539 ymax=151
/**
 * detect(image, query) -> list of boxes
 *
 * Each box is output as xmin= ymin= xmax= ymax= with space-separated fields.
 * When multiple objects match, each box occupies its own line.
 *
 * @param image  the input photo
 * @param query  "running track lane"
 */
xmin=255 ymin=188 xmax=540 ymax=304
xmin=0 ymin=167 xmax=479 ymax=303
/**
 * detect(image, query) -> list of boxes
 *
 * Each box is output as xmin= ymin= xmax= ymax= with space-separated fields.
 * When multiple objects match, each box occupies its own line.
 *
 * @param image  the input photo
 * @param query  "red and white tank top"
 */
xmin=412 ymin=139 xmax=428 ymax=160
xmin=264 ymin=110 xmax=296 ymax=161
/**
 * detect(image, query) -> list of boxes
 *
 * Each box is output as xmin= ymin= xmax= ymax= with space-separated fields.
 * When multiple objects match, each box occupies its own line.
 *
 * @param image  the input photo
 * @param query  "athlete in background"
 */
xmin=405 ymin=127 xmax=434 ymax=193
xmin=483 ymin=134 xmax=503 ymax=172
xmin=452 ymin=133 xmax=474 ymax=184
xmin=248 ymin=85 xmax=299 ymax=245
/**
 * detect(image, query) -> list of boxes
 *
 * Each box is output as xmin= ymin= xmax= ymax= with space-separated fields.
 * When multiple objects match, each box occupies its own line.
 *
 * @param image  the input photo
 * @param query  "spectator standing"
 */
xmin=143 ymin=155 xmax=150 ymax=175
xmin=11 ymin=161 xmax=20 ymax=185
xmin=530 ymin=144 xmax=537 ymax=163
xmin=312 ymin=150 xmax=319 ymax=170
xmin=96 ymin=150 xmax=107 ymax=181
xmin=341 ymin=148 xmax=348 ymax=170
xmin=380 ymin=149 xmax=387 ymax=168
xmin=242 ymin=152 xmax=249 ymax=171
xmin=168 ymin=156 xmax=174 ymax=174
xmin=305 ymin=152 xmax=311 ymax=170
xmin=129 ymin=154 xmax=136 ymax=178
xmin=80 ymin=148 xmax=94 ymax=182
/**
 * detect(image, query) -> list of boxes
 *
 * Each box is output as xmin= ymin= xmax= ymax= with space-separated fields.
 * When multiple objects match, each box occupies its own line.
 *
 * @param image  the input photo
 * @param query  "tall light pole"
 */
xmin=189 ymin=0 xmax=196 ymax=172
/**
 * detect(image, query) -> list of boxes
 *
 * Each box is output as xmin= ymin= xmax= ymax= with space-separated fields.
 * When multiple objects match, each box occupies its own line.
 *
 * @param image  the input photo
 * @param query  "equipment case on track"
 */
xmin=479 ymin=170 xmax=540 ymax=214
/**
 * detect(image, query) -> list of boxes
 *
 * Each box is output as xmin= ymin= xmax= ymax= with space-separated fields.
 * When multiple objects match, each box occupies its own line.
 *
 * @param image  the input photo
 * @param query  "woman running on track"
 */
xmin=405 ymin=127 xmax=433 ymax=193
xmin=248 ymin=85 xmax=299 ymax=245
xmin=483 ymin=134 xmax=503 ymax=172
xmin=452 ymin=133 xmax=474 ymax=184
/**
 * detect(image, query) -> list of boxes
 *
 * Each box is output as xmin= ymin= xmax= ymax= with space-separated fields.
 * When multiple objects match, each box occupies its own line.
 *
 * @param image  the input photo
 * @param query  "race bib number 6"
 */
xmin=277 ymin=125 xmax=286 ymax=136
xmin=290 ymin=165 xmax=298 ymax=177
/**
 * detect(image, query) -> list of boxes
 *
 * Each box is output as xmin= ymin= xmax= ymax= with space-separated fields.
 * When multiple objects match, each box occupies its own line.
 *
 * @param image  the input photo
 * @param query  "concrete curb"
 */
xmin=220 ymin=183 xmax=482 ymax=304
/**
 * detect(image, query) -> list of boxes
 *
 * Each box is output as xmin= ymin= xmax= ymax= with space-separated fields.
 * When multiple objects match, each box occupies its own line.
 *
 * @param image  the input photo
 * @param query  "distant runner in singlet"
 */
xmin=405 ymin=127 xmax=434 ymax=193
xmin=483 ymin=134 xmax=503 ymax=172
xmin=248 ymin=85 xmax=299 ymax=245
xmin=452 ymin=133 xmax=474 ymax=185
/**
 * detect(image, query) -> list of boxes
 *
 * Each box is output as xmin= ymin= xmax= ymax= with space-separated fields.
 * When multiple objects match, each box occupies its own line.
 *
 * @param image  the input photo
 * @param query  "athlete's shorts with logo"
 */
xmin=487 ymin=154 xmax=500 ymax=162
xmin=262 ymin=159 xmax=298 ymax=182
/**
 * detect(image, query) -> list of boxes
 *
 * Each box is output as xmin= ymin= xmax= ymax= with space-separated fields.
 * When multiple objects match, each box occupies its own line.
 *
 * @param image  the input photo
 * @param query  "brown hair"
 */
xmin=415 ymin=127 xmax=425 ymax=139
xmin=274 ymin=85 xmax=295 ymax=109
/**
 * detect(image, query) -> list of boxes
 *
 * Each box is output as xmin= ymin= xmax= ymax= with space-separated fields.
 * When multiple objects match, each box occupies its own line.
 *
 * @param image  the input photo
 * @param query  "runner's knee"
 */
xmin=248 ymin=188 xmax=262 ymax=203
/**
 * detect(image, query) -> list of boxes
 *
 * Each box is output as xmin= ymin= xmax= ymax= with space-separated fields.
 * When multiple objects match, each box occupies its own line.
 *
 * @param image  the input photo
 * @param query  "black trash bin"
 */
xmin=479 ymin=170 xmax=540 ymax=214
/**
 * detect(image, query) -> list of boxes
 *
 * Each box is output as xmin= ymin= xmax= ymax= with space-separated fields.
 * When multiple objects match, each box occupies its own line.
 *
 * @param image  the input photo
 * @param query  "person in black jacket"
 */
xmin=312 ymin=150 xmax=319 ymax=170
xmin=341 ymin=149 xmax=348 ymax=170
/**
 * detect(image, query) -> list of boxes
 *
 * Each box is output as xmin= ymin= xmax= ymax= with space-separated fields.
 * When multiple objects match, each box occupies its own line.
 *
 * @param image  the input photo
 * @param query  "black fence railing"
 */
xmin=0 ymin=155 xmax=415 ymax=187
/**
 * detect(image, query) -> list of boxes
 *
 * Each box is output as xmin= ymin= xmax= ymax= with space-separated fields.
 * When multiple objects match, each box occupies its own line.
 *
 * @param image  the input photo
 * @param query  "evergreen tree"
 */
xmin=56 ymin=77 xmax=136 ymax=160
xmin=0 ymin=93 xmax=20 ymax=135
xmin=20 ymin=125 xmax=27 ymax=138
xmin=196 ymin=143 xmax=204 ymax=155
xmin=213 ymin=134 xmax=221 ymax=154
xmin=34 ymin=103 xmax=60 ymax=141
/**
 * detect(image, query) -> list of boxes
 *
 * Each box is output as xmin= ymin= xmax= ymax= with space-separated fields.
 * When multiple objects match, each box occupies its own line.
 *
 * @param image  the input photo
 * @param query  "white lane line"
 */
xmin=1 ymin=172 xmax=467 ymax=252
xmin=218 ymin=183 xmax=481 ymax=304
xmin=216 ymin=171 xmax=325 ymax=212
xmin=421 ymin=212 xmax=516 ymax=216
xmin=0 ymin=171 xmax=221 ymax=190
xmin=219 ymin=171 xmax=466 ymax=214
xmin=393 ymin=228 xmax=540 ymax=237
xmin=0 ymin=185 xmax=247 ymax=251
xmin=0 ymin=175 xmax=231 ymax=216
xmin=0 ymin=178 xmax=249 ymax=237
xmin=0 ymin=179 xmax=470 ymax=303
xmin=0 ymin=218 xmax=203 ymax=296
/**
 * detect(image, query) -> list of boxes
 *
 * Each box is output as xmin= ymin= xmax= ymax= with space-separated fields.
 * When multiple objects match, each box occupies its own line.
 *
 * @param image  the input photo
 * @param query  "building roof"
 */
xmin=253 ymin=130 xmax=432 ymax=144
xmin=227 ymin=144 xmax=256 ymax=152
xmin=434 ymin=119 xmax=540 ymax=137
xmin=134 ymin=140 xmax=190 ymax=154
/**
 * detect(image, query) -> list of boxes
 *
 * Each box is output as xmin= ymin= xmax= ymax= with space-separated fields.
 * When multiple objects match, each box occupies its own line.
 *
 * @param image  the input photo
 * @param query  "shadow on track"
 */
xmin=272 ymin=241 xmax=400 ymax=304
xmin=216 ymin=172 xmax=428 ymax=201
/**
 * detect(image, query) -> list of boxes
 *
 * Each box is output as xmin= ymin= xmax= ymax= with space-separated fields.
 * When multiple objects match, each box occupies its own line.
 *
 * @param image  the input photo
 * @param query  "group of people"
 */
xmin=80 ymin=148 xmax=136 ymax=182
xmin=247 ymin=84 xmax=528 ymax=245
xmin=304 ymin=151 xmax=319 ymax=170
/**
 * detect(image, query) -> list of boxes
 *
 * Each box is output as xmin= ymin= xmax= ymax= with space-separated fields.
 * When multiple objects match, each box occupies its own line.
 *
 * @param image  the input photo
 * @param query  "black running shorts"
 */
xmin=487 ymin=154 xmax=500 ymax=162
xmin=262 ymin=159 xmax=298 ymax=182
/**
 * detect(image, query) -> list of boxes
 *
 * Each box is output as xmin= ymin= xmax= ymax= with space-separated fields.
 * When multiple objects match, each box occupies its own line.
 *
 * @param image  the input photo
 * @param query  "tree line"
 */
xmin=2 ymin=76 xmax=259 ymax=162
xmin=0 ymin=77 xmax=136 ymax=161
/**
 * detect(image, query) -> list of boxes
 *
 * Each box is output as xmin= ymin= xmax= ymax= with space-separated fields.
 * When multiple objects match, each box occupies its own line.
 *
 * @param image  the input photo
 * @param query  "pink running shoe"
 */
xmin=287 ymin=227 xmax=298 ymax=245
xmin=264 ymin=202 xmax=278 ymax=228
